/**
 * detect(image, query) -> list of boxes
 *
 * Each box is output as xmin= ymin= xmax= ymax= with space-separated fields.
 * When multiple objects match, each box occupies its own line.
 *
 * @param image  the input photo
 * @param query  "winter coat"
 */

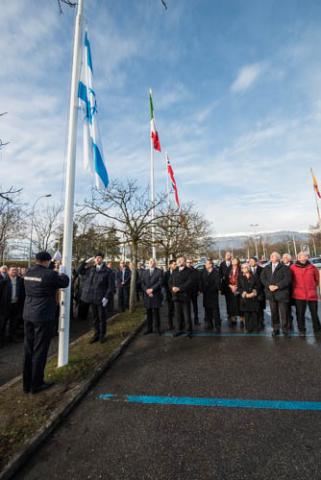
xmin=78 ymin=262 xmax=113 ymax=305
xmin=219 ymin=261 xmax=232 ymax=294
xmin=169 ymin=267 xmax=193 ymax=303
xmin=189 ymin=267 xmax=201 ymax=295
xmin=290 ymin=261 xmax=319 ymax=301
xmin=260 ymin=263 xmax=292 ymax=303
xmin=200 ymin=268 xmax=220 ymax=308
xmin=141 ymin=268 xmax=163 ymax=309
xmin=238 ymin=273 xmax=261 ymax=312
xmin=23 ymin=265 xmax=69 ymax=323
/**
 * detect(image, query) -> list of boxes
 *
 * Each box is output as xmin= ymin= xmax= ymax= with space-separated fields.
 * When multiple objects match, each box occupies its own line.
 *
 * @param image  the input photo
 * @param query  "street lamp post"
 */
xmin=250 ymin=224 xmax=259 ymax=258
xmin=28 ymin=194 xmax=52 ymax=267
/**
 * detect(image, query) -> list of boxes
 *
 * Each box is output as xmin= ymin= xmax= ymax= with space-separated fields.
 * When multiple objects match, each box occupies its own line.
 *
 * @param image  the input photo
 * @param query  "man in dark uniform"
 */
xmin=23 ymin=251 xmax=69 ymax=394
xmin=186 ymin=259 xmax=200 ymax=326
xmin=163 ymin=259 xmax=176 ymax=330
xmin=169 ymin=256 xmax=193 ymax=337
xmin=78 ymin=253 xmax=113 ymax=344
xmin=141 ymin=258 xmax=163 ymax=335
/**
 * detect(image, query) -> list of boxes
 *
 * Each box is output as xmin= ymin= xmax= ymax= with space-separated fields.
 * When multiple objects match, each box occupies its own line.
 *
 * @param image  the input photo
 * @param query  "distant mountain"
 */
xmin=212 ymin=230 xmax=310 ymax=250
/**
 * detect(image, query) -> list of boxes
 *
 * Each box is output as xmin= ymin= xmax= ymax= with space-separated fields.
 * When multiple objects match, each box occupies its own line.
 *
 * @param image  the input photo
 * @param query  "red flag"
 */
xmin=166 ymin=156 xmax=180 ymax=208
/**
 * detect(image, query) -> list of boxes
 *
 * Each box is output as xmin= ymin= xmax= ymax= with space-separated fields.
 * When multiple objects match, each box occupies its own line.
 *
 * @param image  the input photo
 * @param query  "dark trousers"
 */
xmin=77 ymin=300 xmax=90 ymax=321
xmin=174 ymin=301 xmax=193 ymax=333
xmin=91 ymin=304 xmax=107 ymax=339
xmin=107 ymin=292 xmax=115 ymax=316
xmin=167 ymin=296 xmax=175 ymax=329
xmin=191 ymin=293 xmax=199 ymax=324
xmin=204 ymin=305 xmax=221 ymax=328
xmin=2 ymin=303 xmax=22 ymax=340
xmin=244 ymin=311 xmax=258 ymax=332
xmin=269 ymin=299 xmax=289 ymax=332
xmin=23 ymin=321 xmax=53 ymax=391
xmin=146 ymin=308 xmax=161 ymax=332
xmin=295 ymin=300 xmax=321 ymax=333
xmin=118 ymin=286 xmax=129 ymax=312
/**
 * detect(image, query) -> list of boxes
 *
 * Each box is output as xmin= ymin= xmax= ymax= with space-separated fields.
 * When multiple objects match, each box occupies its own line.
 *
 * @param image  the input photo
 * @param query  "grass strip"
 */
xmin=0 ymin=308 xmax=144 ymax=471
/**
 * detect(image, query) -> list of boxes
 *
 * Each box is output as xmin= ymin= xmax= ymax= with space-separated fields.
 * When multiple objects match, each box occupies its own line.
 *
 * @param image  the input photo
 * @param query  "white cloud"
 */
xmin=231 ymin=62 xmax=267 ymax=93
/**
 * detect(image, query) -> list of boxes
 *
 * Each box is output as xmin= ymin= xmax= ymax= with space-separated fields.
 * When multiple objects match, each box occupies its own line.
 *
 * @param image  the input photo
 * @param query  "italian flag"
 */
xmin=149 ymin=89 xmax=161 ymax=152
xmin=311 ymin=168 xmax=321 ymax=199
xmin=166 ymin=154 xmax=180 ymax=208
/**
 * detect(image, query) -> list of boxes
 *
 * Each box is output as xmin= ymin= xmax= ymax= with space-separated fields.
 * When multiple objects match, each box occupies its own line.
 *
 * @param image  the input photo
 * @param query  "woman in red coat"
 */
xmin=290 ymin=252 xmax=321 ymax=336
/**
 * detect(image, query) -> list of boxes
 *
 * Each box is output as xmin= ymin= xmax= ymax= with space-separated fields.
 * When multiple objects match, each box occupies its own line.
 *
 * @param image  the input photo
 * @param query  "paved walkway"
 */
xmin=14 ymin=296 xmax=321 ymax=480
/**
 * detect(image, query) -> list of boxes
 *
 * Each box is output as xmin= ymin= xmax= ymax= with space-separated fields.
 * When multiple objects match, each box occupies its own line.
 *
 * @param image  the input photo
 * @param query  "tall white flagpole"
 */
xmin=165 ymin=152 xmax=170 ymax=209
xmin=58 ymin=0 xmax=84 ymax=368
xmin=150 ymin=89 xmax=156 ymax=259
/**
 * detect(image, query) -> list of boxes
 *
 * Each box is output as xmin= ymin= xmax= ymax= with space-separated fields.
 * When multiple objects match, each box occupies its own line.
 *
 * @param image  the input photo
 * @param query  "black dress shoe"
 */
xmin=144 ymin=330 xmax=153 ymax=335
xmin=31 ymin=382 xmax=55 ymax=394
xmin=23 ymin=387 xmax=31 ymax=394
xmin=173 ymin=331 xmax=185 ymax=337
xmin=272 ymin=330 xmax=280 ymax=337
xmin=89 ymin=336 xmax=99 ymax=344
xmin=187 ymin=331 xmax=193 ymax=338
xmin=100 ymin=337 xmax=107 ymax=343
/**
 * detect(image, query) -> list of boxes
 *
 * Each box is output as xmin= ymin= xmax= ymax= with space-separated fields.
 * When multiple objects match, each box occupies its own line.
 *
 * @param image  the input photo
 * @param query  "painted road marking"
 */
xmin=98 ymin=393 xmax=321 ymax=411
xmin=161 ymin=332 xmax=315 ymax=337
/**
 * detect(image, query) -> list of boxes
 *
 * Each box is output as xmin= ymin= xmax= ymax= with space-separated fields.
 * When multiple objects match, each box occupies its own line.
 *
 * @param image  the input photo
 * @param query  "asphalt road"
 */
xmin=14 ymin=296 xmax=321 ymax=480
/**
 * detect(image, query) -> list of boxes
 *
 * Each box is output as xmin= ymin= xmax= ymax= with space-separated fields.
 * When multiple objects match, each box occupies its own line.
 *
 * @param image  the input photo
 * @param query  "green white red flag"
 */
xmin=149 ymin=90 xmax=161 ymax=152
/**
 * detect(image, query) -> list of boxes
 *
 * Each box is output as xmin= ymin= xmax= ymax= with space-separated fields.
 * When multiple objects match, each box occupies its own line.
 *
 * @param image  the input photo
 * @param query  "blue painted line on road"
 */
xmin=98 ymin=393 xmax=321 ymax=411
xmin=162 ymin=332 xmax=313 ymax=337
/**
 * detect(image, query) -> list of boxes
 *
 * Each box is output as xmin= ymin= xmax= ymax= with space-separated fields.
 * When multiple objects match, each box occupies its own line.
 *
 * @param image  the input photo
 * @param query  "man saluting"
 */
xmin=23 ymin=251 xmax=69 ymax=394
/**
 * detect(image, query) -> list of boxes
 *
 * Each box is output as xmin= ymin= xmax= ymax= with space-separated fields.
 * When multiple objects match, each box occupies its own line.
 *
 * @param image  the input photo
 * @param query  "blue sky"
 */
xmin=1 ymin=0 xmax=321 ymax=235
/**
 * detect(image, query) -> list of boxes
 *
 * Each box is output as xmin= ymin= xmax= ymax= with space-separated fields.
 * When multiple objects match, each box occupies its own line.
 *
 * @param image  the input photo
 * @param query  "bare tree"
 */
xmin=81 ymin=179 xmax=166 ymax=311
xmin=155 ymin=204 xmax=212 ymax=266
xmin=0 ymin=195 xmax=26 ymax=262
xmin=33 ymin=204 xmax=63 ymax=252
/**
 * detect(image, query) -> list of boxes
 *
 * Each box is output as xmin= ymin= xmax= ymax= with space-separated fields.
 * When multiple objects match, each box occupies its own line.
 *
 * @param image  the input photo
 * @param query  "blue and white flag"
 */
xmin=78 ymin=31 xmax=109 ymax=188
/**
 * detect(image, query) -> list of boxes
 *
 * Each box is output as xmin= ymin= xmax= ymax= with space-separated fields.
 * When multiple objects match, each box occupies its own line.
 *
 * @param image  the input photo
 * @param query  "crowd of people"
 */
xmin=142 ymin=251 xmax=321 ymax=338
xmin=0 ymin=248 xmax=320 ymax=395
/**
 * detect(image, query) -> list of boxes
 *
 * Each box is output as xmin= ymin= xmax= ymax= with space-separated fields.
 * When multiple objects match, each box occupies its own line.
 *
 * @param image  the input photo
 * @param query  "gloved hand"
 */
xmin=59 ymin=265 xmax=67 ymax=274
xmin=102 ymin=297 xmax=108 ymax=308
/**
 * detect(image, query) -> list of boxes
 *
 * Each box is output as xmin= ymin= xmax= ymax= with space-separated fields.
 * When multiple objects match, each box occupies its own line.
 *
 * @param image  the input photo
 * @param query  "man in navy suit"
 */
xmin=116 ymin=261 xmax=131 ymax=312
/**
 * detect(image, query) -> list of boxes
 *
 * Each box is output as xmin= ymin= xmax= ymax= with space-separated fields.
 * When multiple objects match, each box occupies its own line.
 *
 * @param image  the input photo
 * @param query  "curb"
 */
xmin=0 ymin=316 xmax=146 ymax=480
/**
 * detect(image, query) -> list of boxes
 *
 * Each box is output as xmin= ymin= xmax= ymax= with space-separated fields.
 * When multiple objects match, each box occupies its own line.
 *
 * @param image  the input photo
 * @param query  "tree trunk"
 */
xmin=129 ymin=241 xmax=138 ymax=313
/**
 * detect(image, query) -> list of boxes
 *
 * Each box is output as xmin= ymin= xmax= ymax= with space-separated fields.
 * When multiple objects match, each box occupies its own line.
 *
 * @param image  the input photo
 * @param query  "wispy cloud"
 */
xmin=231 ymin=62 xmax=267 ymax=93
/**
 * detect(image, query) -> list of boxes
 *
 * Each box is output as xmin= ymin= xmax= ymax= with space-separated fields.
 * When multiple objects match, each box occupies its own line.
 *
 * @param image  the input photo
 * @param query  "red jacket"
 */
xmin=290 ymin=262 xmax=319 ymax=301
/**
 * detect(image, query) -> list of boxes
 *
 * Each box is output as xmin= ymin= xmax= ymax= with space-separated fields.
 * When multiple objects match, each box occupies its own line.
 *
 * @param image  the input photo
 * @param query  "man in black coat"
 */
xmin=23 ymin=251 xmax=69 ymax=394
xmin=249 ymin=256 xmax=265 ymax=329
xmin=141 ymin=258 xmax=163 ymax=335
xmin=116 ymin=261 xmax=131 ymax=312
xmin=78 ymin=253 xmax=113 ymax=344
xmin=219 ymin=251 xmax=232 ymax=322
xmin=186 ymin=259 xmax=200 ymax=326
xmin=1 ymin=266 xmax=25 ymax=343
xmin=260 ymin=251 xmax=292 ymax=336
xmin=200 ymin=259 xmax=221 ymax=332
xmin=163 ymin=259 xmax=176 ymax=330
xmin=169 ymin=256 xmax=193 ymax=337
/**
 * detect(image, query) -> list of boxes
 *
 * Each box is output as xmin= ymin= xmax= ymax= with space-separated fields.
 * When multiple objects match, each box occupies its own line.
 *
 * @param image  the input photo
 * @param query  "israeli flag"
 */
xmin=78 ymin=31 xmax=109 ymax=188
